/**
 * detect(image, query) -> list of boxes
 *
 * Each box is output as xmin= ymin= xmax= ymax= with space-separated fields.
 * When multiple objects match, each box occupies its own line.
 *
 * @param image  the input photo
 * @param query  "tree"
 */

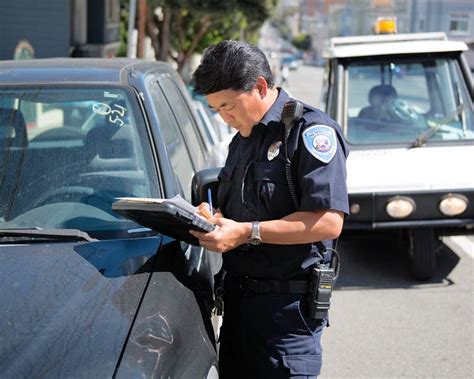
xmin=143 ymin=0 xmax=277 ymax=76
xmin=292 ymin=33 xmax=311 ymax=51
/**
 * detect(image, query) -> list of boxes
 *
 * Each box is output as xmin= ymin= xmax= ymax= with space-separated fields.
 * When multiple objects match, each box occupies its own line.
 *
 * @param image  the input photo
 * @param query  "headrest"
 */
xmin=0 ymin=126 xmax=15 ymax=139
xmin=368 ymin=85 xmax=398 ymax=107
xmin=0 ymin=108 xmax=28 ymax=148
xmin=84 ymin=123 xmax=134 ymax=159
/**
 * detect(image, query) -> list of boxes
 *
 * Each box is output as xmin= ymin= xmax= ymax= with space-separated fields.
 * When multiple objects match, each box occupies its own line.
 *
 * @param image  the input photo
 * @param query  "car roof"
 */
xmin=323 ymin=32 xmax=468 ymax=59
xmin=0 ymin=58 xmax=173 ymax=85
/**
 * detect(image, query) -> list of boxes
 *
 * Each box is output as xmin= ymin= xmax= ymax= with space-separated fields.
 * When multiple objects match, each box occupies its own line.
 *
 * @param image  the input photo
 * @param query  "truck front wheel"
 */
xmin=408 ymin=228 xmax=436 ymax=280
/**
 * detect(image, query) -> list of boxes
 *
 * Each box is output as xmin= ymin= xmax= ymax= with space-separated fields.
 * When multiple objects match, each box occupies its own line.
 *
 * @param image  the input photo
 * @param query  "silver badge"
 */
xmin=267 ymin=141 xmax=282 ymax=161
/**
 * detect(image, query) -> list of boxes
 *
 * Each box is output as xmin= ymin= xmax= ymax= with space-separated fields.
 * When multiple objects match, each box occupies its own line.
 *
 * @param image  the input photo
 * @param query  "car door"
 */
xmin=147 ymin=74 xmax=221 ymax=337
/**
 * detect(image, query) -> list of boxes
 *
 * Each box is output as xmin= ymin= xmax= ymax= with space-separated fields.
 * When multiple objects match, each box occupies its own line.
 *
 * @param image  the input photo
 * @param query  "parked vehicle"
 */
xmin=281 ymin=55 xmax=300 ymax=71
xmin=321 ymin=32 xmax=474 ymax=280
xmin=0 ymin=58 xmax=220 ymax=378
xmin=189 ymin=89 xmax=235 ymax=167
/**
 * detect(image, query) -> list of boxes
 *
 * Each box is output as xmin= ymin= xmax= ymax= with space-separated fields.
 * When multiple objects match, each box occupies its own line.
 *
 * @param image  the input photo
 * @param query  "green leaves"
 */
xmin=292 ymin=33 xmax=312 ymax=51
xmin=145 ymin=0 xmax=277 ymax=76
xmin=117 ymin=0 xmax=276 ymax=73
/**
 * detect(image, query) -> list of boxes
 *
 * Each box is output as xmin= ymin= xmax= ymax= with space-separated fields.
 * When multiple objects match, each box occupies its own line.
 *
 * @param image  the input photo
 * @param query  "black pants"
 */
xmin=218 ymin=282 xmax=326 ymax=378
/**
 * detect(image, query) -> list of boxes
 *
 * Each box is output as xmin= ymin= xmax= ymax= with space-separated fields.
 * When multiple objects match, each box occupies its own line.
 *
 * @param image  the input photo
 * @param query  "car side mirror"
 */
xmin=191 ymin=167 xmax=221 ymax=207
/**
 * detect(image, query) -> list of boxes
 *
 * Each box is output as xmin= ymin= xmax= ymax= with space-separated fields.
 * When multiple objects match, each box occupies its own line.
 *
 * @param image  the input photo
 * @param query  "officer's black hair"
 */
xmin=191 ymin=40 xmax=275 ymax=95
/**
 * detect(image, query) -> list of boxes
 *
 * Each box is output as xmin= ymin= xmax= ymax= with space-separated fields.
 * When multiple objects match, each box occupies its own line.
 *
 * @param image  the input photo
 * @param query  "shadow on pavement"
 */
xmin=334 ymin=231 xmax=460 ymax=290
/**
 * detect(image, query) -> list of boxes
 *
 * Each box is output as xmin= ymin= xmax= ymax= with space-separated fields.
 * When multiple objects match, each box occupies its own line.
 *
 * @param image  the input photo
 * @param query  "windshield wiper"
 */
xmin=408 ymin=105 xmax=465 ymax=149
xmin=0 ymin=228 xmax=97 ymax=243
xmin=408 ymin=122 xmax=445 ymax=149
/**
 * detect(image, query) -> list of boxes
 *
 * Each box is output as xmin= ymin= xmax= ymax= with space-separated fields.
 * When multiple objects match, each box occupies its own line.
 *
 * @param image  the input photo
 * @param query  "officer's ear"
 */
xmin=255 ymin=76 xmax=268 ymax=99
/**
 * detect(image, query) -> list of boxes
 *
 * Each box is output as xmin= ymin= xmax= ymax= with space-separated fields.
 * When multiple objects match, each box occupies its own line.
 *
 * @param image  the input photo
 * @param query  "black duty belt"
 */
xmin=231 ymin=277 xmax=309 ymax=294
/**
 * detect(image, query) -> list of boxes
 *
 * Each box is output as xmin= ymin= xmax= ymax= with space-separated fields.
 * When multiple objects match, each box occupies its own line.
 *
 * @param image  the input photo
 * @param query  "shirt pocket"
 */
xmin=252 ymin=160 xmax=295 ymax=220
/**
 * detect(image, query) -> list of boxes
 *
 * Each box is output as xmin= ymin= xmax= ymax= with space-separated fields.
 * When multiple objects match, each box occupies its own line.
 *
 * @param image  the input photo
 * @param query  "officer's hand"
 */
xmin=196 ymin=202 xmax=221 ymax=221
xmin=189 ymin=217 xmax=248 ymax=253
xmin=197 ymin=202 xmax=213 ymax=220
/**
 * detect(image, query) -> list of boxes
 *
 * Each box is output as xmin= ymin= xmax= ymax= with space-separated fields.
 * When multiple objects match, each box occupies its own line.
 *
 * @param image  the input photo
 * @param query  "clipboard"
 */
xmin=112 ymin=197 xmax=215 ymax=245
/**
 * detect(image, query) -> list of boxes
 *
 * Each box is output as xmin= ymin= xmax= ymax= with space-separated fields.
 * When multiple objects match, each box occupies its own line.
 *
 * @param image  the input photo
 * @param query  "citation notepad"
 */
xmin=112 ymin=195 xmax=215 ymax=245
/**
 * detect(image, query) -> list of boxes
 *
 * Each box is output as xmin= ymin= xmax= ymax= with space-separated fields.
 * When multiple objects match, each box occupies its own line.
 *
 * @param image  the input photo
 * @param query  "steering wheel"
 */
xmin=384 ymin=98 xmax=419 ymax=122
xmin=31 ymin=186 xmax=118 ymax=214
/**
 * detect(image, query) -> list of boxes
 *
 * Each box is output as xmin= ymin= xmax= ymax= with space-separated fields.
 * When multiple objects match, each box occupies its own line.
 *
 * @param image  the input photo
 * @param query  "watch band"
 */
xmin=249 ymin=221 xmax=262 ymax=245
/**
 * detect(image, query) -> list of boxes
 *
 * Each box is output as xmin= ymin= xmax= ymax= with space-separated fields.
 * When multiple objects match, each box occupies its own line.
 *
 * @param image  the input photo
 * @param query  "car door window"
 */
xmin=149 ymin=82 xmax=195 ymax=201
xmin=158 ymin=78 xmax=207 ymax=169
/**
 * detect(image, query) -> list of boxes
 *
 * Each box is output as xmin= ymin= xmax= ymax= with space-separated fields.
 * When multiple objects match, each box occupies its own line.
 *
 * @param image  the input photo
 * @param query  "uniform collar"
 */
xmin=258 ymin=87 xmax=290 ymax=128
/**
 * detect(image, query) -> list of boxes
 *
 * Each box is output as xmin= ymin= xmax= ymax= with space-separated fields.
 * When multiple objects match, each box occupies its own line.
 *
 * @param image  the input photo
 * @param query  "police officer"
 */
xmin=190 ymin=41 xmax=349 ymax=378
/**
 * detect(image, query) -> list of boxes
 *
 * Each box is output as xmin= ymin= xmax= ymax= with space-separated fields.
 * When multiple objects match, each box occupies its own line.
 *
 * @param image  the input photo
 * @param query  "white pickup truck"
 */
xmin=321 ymin=32 xmax=474 ymax=280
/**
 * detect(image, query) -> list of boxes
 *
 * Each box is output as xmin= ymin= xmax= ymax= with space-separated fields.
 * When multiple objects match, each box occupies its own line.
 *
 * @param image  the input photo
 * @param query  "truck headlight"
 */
xmin=350 ymin=203 xmax=361 ymax=214
xmin=439 ymin=194 xmax=468 ymax=216
xmin=386 ymin=196 xmax=415 ymax=219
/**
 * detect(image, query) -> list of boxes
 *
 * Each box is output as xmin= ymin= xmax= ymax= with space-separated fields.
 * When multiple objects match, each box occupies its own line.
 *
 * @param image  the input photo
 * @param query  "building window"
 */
xmin=419 ymin=19 xmax=424 ymax=31
xmin=448 ymin=14 xmax=469 ymax=34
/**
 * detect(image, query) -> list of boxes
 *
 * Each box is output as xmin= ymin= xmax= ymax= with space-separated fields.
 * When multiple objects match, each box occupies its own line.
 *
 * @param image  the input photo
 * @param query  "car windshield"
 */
xmin=0 ymin=86 xmax=160 ymax=239
xmin=345 ymin=56 xmax=474 ymax=146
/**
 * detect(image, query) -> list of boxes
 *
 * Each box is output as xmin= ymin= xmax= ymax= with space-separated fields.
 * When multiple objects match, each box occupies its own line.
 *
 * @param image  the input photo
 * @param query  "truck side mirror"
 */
xmin=191 ymin=167 xmax=221 ymax=207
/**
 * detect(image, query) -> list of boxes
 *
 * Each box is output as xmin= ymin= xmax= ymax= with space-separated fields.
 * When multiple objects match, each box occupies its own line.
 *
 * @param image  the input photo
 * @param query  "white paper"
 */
xmin=116 ymin=194 xmax=197 ymax=214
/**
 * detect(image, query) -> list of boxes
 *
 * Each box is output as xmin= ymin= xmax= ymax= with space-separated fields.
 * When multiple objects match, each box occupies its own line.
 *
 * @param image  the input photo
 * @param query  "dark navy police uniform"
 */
xmin=217 ymin=89 xmax=349 ymax=378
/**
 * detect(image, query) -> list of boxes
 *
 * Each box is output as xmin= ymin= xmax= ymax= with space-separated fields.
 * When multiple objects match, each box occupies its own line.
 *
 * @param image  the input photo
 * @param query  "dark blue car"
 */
xmin=0 ymin=59 xmax=221 ymax=378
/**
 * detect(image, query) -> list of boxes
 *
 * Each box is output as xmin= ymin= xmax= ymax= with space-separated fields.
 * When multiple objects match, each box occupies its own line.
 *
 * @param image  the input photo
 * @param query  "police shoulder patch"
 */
xmin=302 ymin=124 xmax=337 ymax=163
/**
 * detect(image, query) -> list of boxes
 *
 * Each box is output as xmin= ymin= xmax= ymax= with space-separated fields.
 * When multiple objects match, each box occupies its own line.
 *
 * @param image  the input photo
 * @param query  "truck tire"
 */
xmin=408 ymin=228 xmax=436 ymax=280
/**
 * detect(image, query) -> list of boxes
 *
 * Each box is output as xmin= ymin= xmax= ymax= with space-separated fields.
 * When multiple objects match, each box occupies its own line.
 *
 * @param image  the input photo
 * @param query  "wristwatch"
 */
xmin=248 ymin=221 xmax=262 ymax=245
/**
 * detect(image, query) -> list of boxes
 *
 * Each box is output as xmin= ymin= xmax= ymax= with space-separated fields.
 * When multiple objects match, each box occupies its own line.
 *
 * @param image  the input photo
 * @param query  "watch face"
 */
xmin=249 ymin=238 xmax=261 ymax=246
xmin=249 ymin=221 xmax=261 ymax=245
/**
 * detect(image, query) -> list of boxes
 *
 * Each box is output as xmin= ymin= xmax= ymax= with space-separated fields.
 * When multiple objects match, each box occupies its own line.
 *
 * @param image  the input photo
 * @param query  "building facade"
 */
xmin=298 ymin=0 xmax=474 ymax=60
xmin=410 ymin=0 xmax=474 ymax=43
xmin=0 ymin=0 xmax=121 ymax=61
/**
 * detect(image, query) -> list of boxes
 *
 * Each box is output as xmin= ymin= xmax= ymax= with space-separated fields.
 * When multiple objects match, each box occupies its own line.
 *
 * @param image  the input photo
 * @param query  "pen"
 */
xmin=207 ymin=188 xmax=213 ymax=216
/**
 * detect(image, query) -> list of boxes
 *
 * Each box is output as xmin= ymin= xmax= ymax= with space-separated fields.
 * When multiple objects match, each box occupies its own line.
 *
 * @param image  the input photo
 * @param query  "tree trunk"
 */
xmin=174 ymin=11 xmax=186 ymax=68
xmin=158 ymin=7 xmax=171 ymax=62
xmin=176 ymin=15 xmax=211 ymax=73
xmin=136 ymin=0 xmax=147 ymax=58
xmin=146 ymin=7 xmax=160 ymax=60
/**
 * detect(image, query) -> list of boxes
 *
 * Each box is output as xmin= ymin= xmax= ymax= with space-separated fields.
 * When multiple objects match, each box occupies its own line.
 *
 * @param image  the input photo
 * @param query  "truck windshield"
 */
xmin=0 ymin=86 xmax=159 ymax=239
xmin=345 ymin=56 xmax=474 ymax=145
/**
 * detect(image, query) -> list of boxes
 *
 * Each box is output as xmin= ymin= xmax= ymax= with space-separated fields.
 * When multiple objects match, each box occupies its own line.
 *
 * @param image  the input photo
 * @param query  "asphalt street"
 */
xmin=287 ymin=64 xmax=474 ymax=378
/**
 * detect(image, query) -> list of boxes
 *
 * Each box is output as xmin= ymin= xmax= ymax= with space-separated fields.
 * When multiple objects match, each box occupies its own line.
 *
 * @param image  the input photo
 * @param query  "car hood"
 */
xmin=347 ymin=145 xmax=474 ymax=193
xmin=0 ymin=237 xmax=161 ymax=378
